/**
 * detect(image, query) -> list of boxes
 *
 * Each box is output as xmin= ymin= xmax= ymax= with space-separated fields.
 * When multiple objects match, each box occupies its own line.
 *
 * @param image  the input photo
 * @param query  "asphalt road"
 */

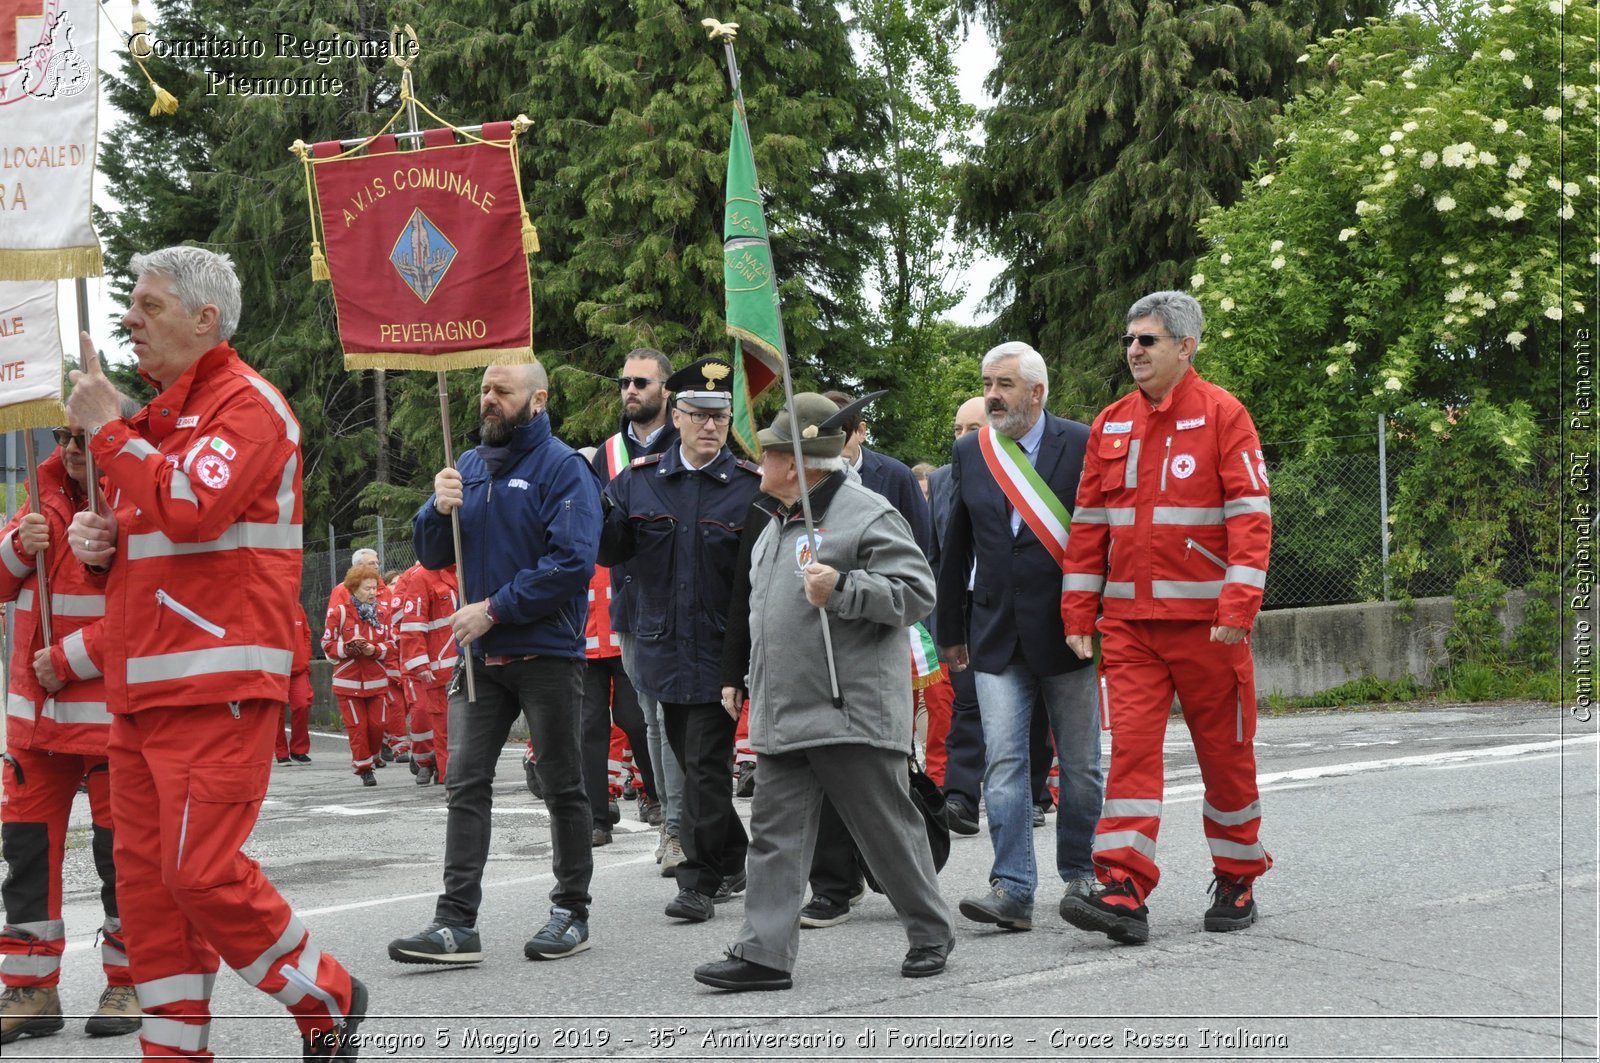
xmin=11 ymin=700 xmax=1597 ymax=1062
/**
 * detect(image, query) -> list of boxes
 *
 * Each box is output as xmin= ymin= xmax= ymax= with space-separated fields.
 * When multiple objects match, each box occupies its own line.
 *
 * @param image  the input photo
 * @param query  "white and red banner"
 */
xmin=0 ymin=280 xmax=65 ymax=431
xmin=0 ymin=0 xmax=102 ymax=280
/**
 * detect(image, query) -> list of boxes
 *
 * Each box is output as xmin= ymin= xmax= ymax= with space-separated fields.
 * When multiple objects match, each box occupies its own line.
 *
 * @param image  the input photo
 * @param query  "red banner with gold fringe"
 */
xmin=309 ymin=125 xmax=533 ymax=370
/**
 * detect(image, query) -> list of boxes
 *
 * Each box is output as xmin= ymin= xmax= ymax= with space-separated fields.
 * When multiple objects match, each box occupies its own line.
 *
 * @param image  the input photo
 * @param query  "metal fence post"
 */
xmin=376 ymin=515 xmax=386 ymax=572
xmin=1378 ymin=411 xmax=1391 ymax=602
xmin=328 ymin=522 xmax=337 ymax=589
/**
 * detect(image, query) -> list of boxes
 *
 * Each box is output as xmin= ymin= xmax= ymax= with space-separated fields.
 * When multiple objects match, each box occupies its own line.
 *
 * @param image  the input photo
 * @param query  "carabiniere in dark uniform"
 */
xmin=597 ymin=357 xmax=762 ymax=924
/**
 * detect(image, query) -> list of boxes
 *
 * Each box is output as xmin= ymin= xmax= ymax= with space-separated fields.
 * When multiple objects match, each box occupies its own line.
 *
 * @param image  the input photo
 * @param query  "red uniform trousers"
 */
xmin=607 ymin=725 xmax=641 ymax=796
xmin=400 ymin=678 xmax=434 ymax=767
xmin=1092 ymin=617 xmax=1270 ymax=898
xmin=273 ymin=670 xmax=313 ymax=759
xmin=919 ymin=665 xmax=954 ymax=786
xmin=412 ymin=684 xmax=449 ymax=783
xmin=0 ymin=750 xmax=129 ymax=989
xmin=337 ymin=695 xmax=386 ymax=775
xmin=109 ymin=702 xmax=356 ymax=1060
xmin=381 ymin=678 xmax=409 ymax=757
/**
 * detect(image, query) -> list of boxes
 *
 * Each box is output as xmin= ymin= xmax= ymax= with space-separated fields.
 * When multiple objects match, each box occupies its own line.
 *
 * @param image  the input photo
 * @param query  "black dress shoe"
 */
xmin=276 ymin=756 xmax=291 ymax=765
xmin=712 ymin=870 xmax=747 ymax=903
xmin=901 ymin=939 xmax=953 ymax=978
xmin=289 ymin=753 xmax=312 ymax=764
xmin=693 ymin=953 xmax=791 ymax=991
xmin=665 ymin=889 xmax=715 ymax=923
xmin=944 ymin=793 xmax=980 ymax=836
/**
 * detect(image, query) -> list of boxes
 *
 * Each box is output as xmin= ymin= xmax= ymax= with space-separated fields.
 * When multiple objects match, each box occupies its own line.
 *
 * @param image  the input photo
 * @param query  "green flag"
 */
xmin=723 ymin=99 xmax=783 ymax=457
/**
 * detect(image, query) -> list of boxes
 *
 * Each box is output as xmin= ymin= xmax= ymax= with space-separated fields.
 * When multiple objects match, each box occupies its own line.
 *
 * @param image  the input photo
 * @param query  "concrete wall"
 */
xmin=1251 ymin=590 xmax=1536 ymax=702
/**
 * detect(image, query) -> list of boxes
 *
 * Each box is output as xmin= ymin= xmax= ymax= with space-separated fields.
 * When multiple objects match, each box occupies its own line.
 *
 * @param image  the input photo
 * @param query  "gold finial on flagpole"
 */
xmin=700 ymin=18 xmax=740 ymax=41
xmin=391 ymin=24 xmax=419 ymax=71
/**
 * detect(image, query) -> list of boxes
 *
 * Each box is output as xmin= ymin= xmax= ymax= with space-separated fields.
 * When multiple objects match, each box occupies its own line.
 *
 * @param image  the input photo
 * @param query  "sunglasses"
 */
xmin=616 ymin=376 xmax=662 ymax=391
xmin=679 ymin=409 xmax=732 ymax=426
xmin=1121 ymin=333 xmax=1179 ymax=348
xmin=51 ymin=428 xmax=87 ymax=448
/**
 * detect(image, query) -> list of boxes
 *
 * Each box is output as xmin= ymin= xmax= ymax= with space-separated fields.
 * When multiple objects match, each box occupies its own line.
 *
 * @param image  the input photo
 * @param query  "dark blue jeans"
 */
xmin=436 ymin=656 xmax=593 ymax=926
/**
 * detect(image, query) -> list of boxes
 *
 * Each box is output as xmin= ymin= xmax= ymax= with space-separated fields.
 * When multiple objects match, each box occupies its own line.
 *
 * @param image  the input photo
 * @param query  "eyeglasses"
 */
xmin=1121 ymin=333 xmax=1179 ymax=348
xmin=616 ymin=376 xmax=662 ymax=391
xmin=51 ymin=428 xmax=86 ymax=449
xmin=679 ymin=409 xmax=732 ymax=426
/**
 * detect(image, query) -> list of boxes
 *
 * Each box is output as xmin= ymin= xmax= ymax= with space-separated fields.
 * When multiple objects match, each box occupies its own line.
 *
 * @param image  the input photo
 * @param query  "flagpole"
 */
xmin=713 ymin=26 xmax=843 ymax=709
xmin=74 ymin=279 xmax=102 ymax=517
xmin=395 ymin=56 xmax=476 ymax=703
xmin=20 ymin=431 xmax=53 ymax=648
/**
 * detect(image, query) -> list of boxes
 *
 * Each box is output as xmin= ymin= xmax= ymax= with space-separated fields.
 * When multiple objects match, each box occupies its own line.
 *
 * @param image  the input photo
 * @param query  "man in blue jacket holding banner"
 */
xmin=391 ymin=360 xmax=602 ymax=965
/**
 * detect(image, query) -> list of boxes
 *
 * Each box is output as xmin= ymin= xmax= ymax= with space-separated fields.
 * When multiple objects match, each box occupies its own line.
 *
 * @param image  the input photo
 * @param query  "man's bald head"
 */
xmin=479 ymin=361 xmax=549 ymax=445
xmin=953 ymin=396 xmax=987 ymax=439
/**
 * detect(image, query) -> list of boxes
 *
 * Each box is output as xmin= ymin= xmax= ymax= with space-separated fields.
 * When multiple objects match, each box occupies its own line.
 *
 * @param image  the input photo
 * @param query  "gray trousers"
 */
xmin=620 ymin=633 xmax=683 ymax=834
xmin=731 ymin=744 xmax=954 ymax=974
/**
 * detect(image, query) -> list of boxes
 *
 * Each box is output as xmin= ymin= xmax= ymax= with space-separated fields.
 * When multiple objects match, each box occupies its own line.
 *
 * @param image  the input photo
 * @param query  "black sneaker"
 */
xmin=523 ymin=907 xmax=590 ymax=960
xmin=415 ymin=765 xmax=435 ymax=786
xmin=734 ymin=762 xmax=756 ymax=798
xmin=665 ymin=889 xmax=714 ymax=923
xmin=379 ymin=746 xmax=396 ymax=763
xmin=1059 ymin=877 xmax=1150 ymax=944
xmin=359 ymin=770 xmax=376 ymax=788
xmin=798 ymin=895 xmax=851 ymax=929
xmin=387 ymin=922 xmax=483 ymax=965
xmin=944 ymin=793 xmax=980 ymax=836
xmin=1204 ymin=873 xmax=1257 ymax=932
xmin=302 ymin=975 xmax=366 ymax=1059
xmin=712 ymin=870 xmax=747 ymax=903
xmin=290 ymin=753 xmax=312 ymax=764
xmin=693 ymin=952 xmax=791 ymax=991
xmin=276 ymin=756 xmax=291 ymax=765
xmin=607 ymin=799 xmax=622 ymax=826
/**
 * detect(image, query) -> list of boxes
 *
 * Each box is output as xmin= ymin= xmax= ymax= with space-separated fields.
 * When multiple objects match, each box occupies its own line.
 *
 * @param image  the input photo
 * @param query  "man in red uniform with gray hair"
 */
xmin=1059 ymin=289 xmax=1273 ymax=945
xmin=65 ymin=245 xmax=366 ymax=1059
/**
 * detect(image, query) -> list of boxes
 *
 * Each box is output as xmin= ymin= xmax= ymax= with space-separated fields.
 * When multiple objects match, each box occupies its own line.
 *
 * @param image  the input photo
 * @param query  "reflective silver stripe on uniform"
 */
xmin=7 ymin=691 xmax=37 ymax=722
xmin=1101 ymin=798 xmax=1163 ymax=819
xmin=403 ymin=653 xmax=429 ymax=670
xmin=245 ymin=374 xmax=303 ymax=445
xmin=1152 ymin=579 xmax=1224 ymax=599
xmin=427 ymin=616 xmax=453 ymax=631
xmin=273 ymin=453 xmax=298 ymax=525
xmin=585 ymin=635 xmax=600 ymax=650
xmin=399 ymin=621 xmax=429 ymax=634
xmin=135 ymin=971 xmax=216 ymax=1008
xmin=1202 ymin=799 xmax=1262 ymax=827
xmin=7 ymin=919 xmax=62 ymax=940
xmin=1073 ymin=507 xmax=1108 ymax=524
xmin=1103 ymin=581 xmax=1136 ymax=599
xmin=1225 ymin=565 xmax=1269 ymax=589
xmin=1103 ymin=507 xmax=1136 ymax=526
xmin=127 ymin=521 xmax=302 ymax=561
xmin=410 ymin=729 xmax=435 ymax=742
xmin=2 ymin=952 xmax=63 ymax=977
xmin=1152 ymin=506 xmax=1223 ymax=525
xmin=62 ymin=629 xmax=100 ymax=678
xmin=1062 ymin=573 xmax=1105 ymax=593
xmin=238 ymin=916 xmax=307 ymax=987
xmin=1186 ymin=537 xmax=1227 ymax=569
xmin=1241 ymin=450 xmax=1261 ymax=491
xmin=127 ymin=645 xmax=294 ymax=685
xmin=269 ymin=945 xmax=322 ymax=1006
xmin=140 ymin=1016 xmax=211 ymax=1053
xmin=1124 ymin=438 xmax=1141 ymax=488
xmin=18 ymin=590 xmax=106 ymax=616
xmin=331 ymin=678 xmax=388 ymax=693
xmin=1208 ymin=837 xmax=1267 ymax=862
xmin=170 ymin=469 xmax=200 ymax=507
xmin=43 ymin=701 xmax=112 ymax=727
xmin=116 ymin=436 xmax=161 ymax=462
xmin=1 ymin=530 xmax=32 ymax=578
xmin=1092 ymin=829 xmax=1158 ymax=858
xmin=1224 ymin=495 xmax=1272 ymax=518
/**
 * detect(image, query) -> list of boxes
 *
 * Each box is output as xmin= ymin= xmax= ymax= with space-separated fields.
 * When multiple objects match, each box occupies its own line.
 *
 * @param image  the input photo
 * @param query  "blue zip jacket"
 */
xmin=414 ymin=412 xmax=601 ymax=660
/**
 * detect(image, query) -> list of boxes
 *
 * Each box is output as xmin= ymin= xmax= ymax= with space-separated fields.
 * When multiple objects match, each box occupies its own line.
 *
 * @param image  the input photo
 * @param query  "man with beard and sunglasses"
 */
xmin=391 ymin=360 xmax=603 ymax=966
xmin=935 ymin=341 xmax=1103 ymax=933
xmin=598 ymin=357 xmax=761 ymax=925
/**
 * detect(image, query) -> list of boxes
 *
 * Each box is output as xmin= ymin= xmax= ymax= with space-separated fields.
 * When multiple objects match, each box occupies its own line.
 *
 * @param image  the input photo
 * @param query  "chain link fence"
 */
xmin=301 ymin=523 xmax=419 ymax=657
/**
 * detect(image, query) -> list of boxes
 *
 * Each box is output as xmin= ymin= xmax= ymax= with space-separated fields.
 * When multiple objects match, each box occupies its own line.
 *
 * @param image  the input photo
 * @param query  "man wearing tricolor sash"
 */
xmin=1059 ymin=290 xmax=1272 ymax=945
xmin=588 ymin=347 xmax=683 ymax=869
xmin=935 ymin=342 xmax=1103 ymax=932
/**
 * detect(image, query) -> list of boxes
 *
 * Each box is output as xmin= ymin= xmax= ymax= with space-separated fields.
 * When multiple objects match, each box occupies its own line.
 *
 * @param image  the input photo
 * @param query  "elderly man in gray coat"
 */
xmin=694 ymin=394 xmax=956 ymax=991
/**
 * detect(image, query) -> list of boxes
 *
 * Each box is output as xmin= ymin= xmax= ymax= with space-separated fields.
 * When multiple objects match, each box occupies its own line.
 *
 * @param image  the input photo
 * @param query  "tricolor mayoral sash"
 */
xmin=305 ymin=124 xmax=534 ymax=370
xmin=977 ymin=426 xmax=1071 ymax=568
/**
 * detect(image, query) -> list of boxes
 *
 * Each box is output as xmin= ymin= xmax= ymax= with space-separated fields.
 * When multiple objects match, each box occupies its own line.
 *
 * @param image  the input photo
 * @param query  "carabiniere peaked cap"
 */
xmin=666 ymin=357 xmax=734 ymax=408
xmin=757 ymin=389 xmax=888 ymax=458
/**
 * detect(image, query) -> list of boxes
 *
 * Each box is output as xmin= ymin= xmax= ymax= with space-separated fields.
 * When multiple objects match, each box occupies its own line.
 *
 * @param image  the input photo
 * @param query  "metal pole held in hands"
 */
xmin=20 ymin=432 xmax=53 ymax=648
xmin=74 ymin=279 xmax=102 ymax=516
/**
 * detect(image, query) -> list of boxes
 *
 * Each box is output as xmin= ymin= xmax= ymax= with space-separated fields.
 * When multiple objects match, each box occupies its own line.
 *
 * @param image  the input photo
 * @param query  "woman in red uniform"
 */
xmin=323 ymin=565 xmax=389 ymax=785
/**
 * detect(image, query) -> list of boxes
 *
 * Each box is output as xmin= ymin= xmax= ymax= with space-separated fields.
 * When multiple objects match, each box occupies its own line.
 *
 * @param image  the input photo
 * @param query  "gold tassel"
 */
xmin=309 ymin=241 xmax=330 ymax=282
xmin=521 ymin=214 xmax=540 ymax=254
xmin=128 ymin=0 xmax=176 ymax=115
xmin=148 ymin=82 xmax=178 ymax=116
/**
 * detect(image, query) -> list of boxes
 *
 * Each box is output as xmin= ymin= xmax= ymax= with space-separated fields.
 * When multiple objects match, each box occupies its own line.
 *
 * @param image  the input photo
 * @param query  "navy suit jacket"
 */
xmin=856 ymin=446 xmax=932 ymax=559
xmin=934 ymin=411 xmax=1092 ymax=676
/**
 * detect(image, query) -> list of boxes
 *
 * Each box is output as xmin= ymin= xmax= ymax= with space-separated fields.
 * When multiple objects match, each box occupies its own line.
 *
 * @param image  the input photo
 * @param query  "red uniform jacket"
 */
xmin=395 ymin=563 xmax=459 ymax=690
xmin=1062 ymin=367 xmax=1272 ymax=632
xmin=322 ymin=594 xmax=390 ymax=697
xmin=584 ymin=563 xmax=620 ymax=661
xmin=90 ymin=342 xmax=304 ymax=712
xmin=0 ymin=452 xmax=110 ymax=754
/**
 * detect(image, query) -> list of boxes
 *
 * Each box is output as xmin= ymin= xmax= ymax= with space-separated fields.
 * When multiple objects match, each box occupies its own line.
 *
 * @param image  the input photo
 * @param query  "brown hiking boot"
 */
xmin=84 ymin=983 xmax=141 ymax=1037
xmin=0 ymin=985 xmax=64 ymax=1045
